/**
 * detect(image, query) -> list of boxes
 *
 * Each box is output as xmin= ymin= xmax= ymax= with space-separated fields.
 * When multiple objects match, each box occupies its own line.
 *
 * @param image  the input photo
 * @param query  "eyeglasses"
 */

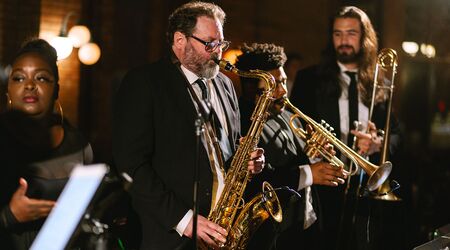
xmin=188 ymin=35 xmax=230 ymax=52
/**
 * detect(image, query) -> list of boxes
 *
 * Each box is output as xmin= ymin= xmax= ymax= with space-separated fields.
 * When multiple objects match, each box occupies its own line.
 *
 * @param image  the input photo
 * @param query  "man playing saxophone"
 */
xmin=112 ymin=2 xmax=265 ymax=249
xmin=237 ymin=43 xmax=348 ymax=250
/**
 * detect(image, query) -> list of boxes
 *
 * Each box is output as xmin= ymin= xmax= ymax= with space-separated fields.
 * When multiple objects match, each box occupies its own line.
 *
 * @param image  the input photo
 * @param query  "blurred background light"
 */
xmin=78 ymin=42 xmax=101 ymax=65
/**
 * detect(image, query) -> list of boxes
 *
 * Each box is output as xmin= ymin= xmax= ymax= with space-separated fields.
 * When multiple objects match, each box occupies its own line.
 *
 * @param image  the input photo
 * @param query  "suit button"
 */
xmin=206 ymin=189 xmax=211 ymax=196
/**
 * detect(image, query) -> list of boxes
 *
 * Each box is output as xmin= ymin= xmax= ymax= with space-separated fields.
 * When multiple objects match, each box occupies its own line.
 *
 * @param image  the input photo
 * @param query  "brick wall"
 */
xmin=39 ymin=0 xmax=82 ymax=126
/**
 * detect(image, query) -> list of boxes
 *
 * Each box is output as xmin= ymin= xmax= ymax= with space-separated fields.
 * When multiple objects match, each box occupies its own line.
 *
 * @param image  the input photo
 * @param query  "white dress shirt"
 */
xmin=337 ymin=62 xmax=369 ymax=147
xmin=175 ymin=65 xmax=226 ymax=236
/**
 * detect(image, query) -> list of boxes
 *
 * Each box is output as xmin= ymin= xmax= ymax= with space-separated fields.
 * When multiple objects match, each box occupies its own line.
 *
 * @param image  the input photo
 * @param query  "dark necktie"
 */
xmin=195 ymin=78 xmax=208 ymax=100
xmin=345 ymin=71 xmax=358 ymax=146
xmin=195 ymin=78 xmax=232 ymax=161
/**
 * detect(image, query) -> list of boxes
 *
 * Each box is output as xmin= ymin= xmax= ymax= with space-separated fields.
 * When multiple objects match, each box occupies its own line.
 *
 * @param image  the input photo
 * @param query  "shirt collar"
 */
xmin=180 ymin=64 xmax=200 ymax=85
xmin=337 ymin=62 xmax=358 ymax=86
xmin=337 ymin=61 xmax=358 ymax=74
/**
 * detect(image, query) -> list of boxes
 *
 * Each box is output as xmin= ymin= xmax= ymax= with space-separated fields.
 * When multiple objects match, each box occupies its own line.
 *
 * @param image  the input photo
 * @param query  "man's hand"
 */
xmin=311 ymin=162 xmax=348 ymax=186
xmin=239 ymin=137 xmax=265 ymax=174
xmin=351 ymin=121 xmax=382 ymax=155
xmin=248 ymin=148 xmax=265 ymax=174
xmin=9 ymin=178 xmax=56 ymax=222
xmin=183 ymin=214 xmax=228 ymax=249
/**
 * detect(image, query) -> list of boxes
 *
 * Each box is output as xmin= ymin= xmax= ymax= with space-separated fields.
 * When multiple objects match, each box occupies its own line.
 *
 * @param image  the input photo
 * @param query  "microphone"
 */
xmin=197 ymin=99 xmax=212 ymax=122
xmin=262 ymin=186 xmax=302 ymax=200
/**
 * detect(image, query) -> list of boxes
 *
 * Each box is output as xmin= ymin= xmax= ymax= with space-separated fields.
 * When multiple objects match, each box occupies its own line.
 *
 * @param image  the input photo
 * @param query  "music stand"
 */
xmin=412 ymin=233 xmax=450 ymax=250
xmin=30 ymin=164 xmax=126 ymax=250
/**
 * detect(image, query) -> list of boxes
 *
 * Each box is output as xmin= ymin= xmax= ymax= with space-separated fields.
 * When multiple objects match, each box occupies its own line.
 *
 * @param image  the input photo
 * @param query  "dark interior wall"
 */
xmin=220 ymin=0 xmax=339 ymax=67
xmin=80 ymin=0 xmax=181 ymax=164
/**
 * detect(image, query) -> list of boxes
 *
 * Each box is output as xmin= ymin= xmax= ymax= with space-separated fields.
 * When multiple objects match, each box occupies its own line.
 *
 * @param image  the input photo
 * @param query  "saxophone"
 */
xmin=208 ymin=58 xmax=283 ymax=249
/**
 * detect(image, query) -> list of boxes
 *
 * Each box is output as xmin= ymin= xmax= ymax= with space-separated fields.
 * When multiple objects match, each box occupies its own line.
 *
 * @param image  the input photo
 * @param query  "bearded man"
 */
xmin=290 ymin=6 xmax=402 ymax=250
xmin=112 ymin=2 xmax=265 ymax=249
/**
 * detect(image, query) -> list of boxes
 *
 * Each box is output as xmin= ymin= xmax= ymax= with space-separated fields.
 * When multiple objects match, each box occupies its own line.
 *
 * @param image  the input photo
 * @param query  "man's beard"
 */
xmin=184 ymin=44 xmax=219 ymax=79
xmin=336 ymin=45 xmax=361 ymax=64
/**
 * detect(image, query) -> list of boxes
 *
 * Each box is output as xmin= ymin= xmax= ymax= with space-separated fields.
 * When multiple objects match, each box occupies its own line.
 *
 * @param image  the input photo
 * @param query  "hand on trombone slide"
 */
xmin=350 ymin=121 xmax=383 ymax=156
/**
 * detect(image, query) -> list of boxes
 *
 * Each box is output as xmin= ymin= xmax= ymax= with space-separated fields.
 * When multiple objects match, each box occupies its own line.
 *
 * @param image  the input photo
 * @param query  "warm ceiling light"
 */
xmin=78 ymin=42 xmax=101 ymax=65
xmin=402 ymin=41 xmax=419 ymax=56
xmin=68 ymin=25 xmax=91 ymax=48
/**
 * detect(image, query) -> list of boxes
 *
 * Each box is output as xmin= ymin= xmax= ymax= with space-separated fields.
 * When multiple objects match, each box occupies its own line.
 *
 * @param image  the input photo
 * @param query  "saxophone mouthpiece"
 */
xmin=211 ymin=54 xmax=234 ymax=72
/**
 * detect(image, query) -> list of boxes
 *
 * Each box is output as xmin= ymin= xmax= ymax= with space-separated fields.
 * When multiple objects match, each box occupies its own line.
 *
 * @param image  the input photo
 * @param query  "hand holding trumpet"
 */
xmin=310 ymin=139 xmax=349 ymax=186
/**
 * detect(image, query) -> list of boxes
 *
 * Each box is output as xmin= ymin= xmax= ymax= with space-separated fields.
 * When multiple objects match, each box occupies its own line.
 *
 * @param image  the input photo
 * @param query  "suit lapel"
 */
xmin=266 ymin=114 xmax=298 ymax=156
xmin=166 ymin=61 xmax=199 ymax=126
xmin=281 ymin=111 xmax=306 ymax=151
xmin=211 ymin=77 xmax=236 ymax=147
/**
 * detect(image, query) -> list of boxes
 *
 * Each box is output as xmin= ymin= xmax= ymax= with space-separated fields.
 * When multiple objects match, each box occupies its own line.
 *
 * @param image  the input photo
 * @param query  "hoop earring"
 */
xmin=6 ymin=94 xmax=12 ymax=110
xmin=54 ymin=100 xmax=64 ymax=125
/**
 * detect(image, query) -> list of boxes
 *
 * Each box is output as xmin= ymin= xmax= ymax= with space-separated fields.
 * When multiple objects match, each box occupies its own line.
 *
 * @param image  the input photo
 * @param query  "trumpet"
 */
xmin=283 ymin=97 xmax=392 ymax=191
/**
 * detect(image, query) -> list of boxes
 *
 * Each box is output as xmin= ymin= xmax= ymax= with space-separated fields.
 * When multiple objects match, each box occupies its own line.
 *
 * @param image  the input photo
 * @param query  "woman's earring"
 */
xmin=54 ymin=100 xmax=64 ymax=125
xmin=6 ymin=94 xmax=12 ymax=110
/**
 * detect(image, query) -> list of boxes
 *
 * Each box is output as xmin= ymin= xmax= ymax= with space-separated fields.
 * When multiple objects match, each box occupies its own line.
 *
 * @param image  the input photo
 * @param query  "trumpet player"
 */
xmin=290 ymin=6 xmax=402 ymax=250
xmin=236 ymin=43 xmax=348 ymax=250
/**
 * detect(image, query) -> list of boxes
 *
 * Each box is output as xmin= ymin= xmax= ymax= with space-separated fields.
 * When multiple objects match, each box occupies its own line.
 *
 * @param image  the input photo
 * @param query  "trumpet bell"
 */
xmin=366 ymin=161 xmax=392 ymax=191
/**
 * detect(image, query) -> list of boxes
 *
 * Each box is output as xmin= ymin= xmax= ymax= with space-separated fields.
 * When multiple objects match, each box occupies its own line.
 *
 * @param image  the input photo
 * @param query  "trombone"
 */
xmin=368 ymin=48 xmax=402 ymax=201
xmin=347 ymin=48 xmax=401 ymax=200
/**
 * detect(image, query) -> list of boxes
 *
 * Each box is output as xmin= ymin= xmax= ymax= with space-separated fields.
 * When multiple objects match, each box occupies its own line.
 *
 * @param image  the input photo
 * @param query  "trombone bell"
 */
xmin=366 ymin=161 xmax=392 ymax=191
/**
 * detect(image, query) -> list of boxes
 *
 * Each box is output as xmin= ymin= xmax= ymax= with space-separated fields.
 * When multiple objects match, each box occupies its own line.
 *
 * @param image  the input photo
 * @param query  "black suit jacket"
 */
xmin=240 ymin=99 xmax=320 ymax=249
xmin=290 ymin=64 xmax=402 ymax=250
xmin=112 ymin=57 xmax=241 ymax=250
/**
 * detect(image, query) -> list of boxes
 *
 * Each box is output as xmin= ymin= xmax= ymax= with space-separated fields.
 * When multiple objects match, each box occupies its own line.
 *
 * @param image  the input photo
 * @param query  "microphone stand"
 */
xmin=193 ymin=99 xmax=212 ymax=250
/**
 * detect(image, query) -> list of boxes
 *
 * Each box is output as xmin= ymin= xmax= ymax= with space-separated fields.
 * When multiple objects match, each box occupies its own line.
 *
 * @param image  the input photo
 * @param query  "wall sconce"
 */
xmin=68 ymin=25 xmax=91 ymax=48
xmin=402 ymin=41 xmax=436 ymax=58
xmin=69 ymin=24 xmax=101 ymax=65
xmin=78 ymin=42 xmax=101 ymax=65
xmin=402 ymin=41 xmax=419 ymax=57
xmin=420 ymin=43 xmax=436 ymax=58
xmin=50 ymin=12 xmax=74 ymax=60
xmin=48 ymin=12 xmax=101 ymax=65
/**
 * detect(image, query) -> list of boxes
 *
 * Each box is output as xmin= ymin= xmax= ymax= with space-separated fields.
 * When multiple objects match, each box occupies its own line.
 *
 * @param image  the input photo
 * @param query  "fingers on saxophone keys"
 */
xmin=210 ymin=226 xmax=227 ymax=244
